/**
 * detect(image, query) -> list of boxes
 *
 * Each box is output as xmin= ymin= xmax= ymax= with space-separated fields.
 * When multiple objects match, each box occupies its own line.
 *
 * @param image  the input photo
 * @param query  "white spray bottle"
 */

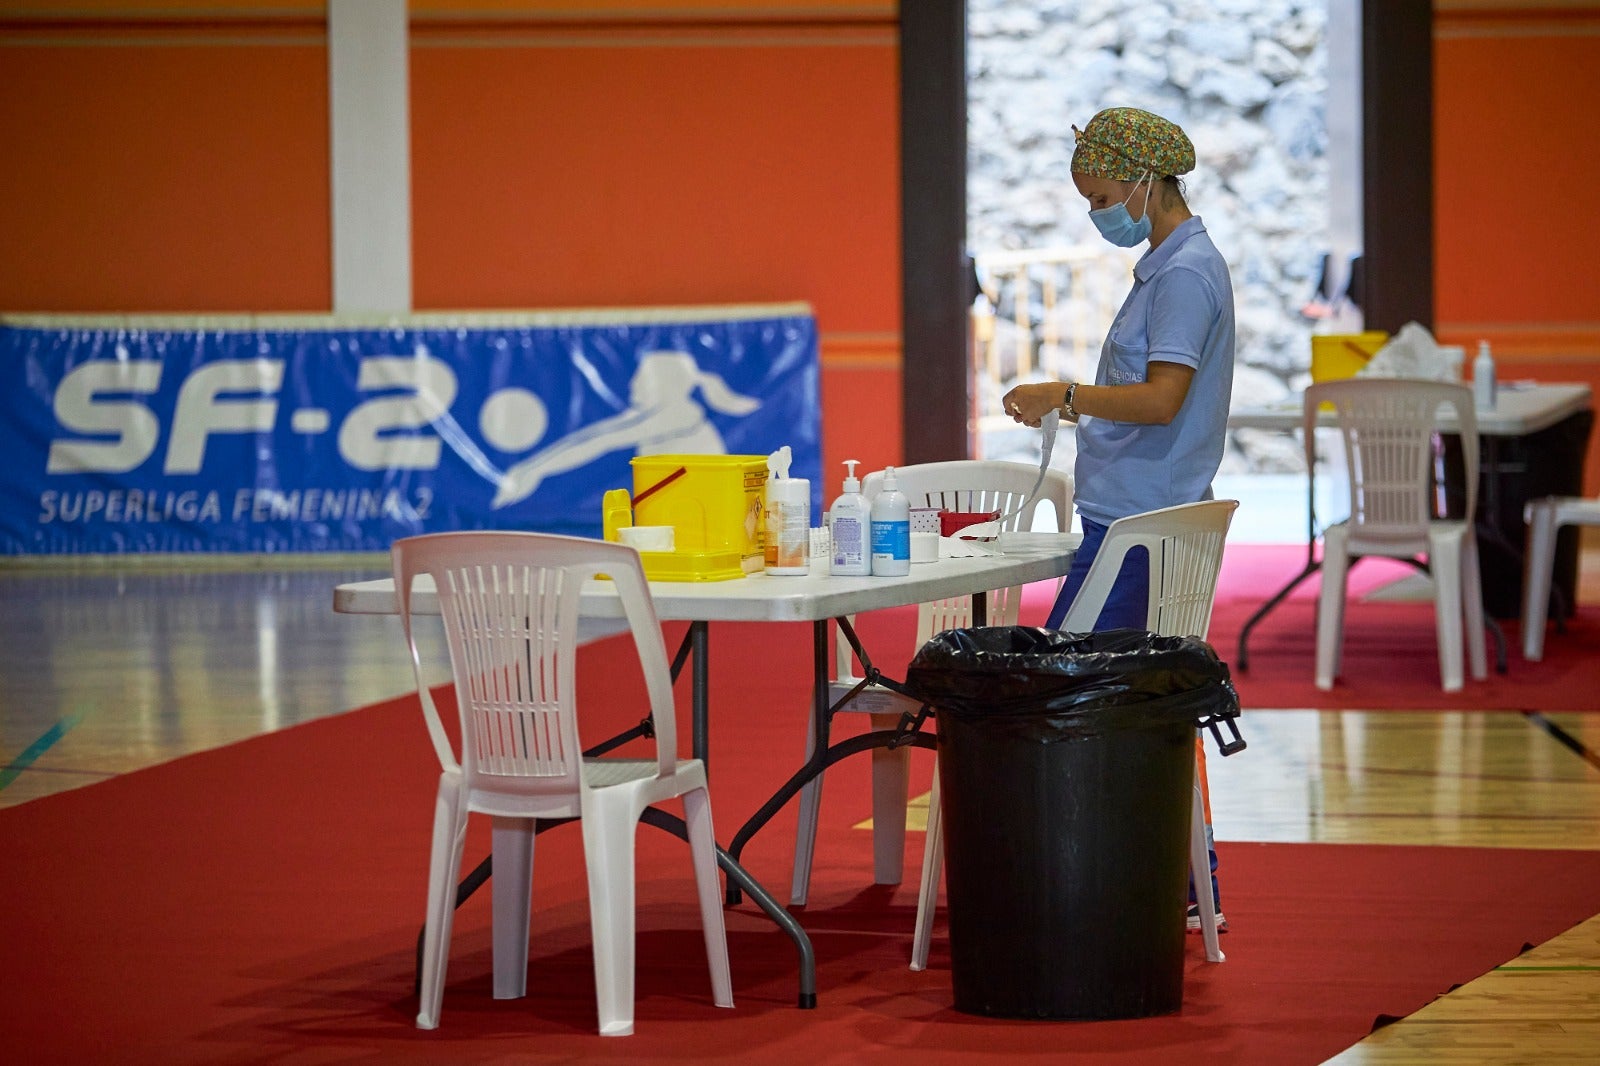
xmin=829 ymin=460 xmax=871 ymax=577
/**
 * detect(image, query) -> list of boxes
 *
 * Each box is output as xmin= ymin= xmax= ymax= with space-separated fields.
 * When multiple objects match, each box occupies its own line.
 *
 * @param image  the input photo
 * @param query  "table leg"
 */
xmin=1470 ymin=427 xmax=1576 ymax=631
xmin=781 ymin=620 xmax=835 ymax=907
xmin=727 ymin=615 xmax=932 ymax=865
xmin=729 ymin=611 xmax=934 ymax=889
xmin=1236 ymin=542 xmax=1321 ymax=672
xmin=679 ymin=617 xmax=820 ymax=1004
xmin=727 ymin=730 xmax=935 ymax=871
xmin=640 ymin=809 xmax=817 ymax=1009
xmin=690 ymin=620 xmax=709 ymax=766
xmin=1476 ymin=437 xmax=1526 ymax=668
xmin=1239 ymin=433 xmax=1322 ymax=672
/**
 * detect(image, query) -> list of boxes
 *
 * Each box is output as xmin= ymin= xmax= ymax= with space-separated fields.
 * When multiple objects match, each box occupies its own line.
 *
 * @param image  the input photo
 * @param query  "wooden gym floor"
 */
xmin=3 ymin=536 xmax=1598 ymax=1064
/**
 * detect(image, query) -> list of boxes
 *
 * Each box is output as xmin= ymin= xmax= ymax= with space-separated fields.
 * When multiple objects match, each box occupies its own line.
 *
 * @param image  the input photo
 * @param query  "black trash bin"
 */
xmin=905 ymin=627 xmax=1243 ymax=1021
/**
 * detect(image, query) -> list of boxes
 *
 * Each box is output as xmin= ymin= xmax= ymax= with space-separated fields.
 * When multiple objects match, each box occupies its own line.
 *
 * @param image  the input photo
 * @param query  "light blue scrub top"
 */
xmin=1073 ymin=216 xmax=1235 ymax=528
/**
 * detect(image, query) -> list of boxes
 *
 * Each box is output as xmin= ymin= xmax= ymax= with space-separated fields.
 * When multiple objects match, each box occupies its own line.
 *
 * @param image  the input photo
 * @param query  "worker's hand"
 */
xmin=1001 ymin=382 xmax=1068 ymax=428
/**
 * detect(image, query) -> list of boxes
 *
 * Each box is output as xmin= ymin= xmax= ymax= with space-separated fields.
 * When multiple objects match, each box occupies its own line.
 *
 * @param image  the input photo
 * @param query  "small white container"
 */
xmin=809 ymin=527 xmax=831 ymax=574
xmin=618 ymin=525 xmax=675 ymax=552
xmin=910 ymin=530 xmax=939 ymax=563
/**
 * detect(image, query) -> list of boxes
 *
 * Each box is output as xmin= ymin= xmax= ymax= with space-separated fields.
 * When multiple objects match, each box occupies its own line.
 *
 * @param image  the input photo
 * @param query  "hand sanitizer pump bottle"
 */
xmin=869 ymin=465 xmax=911 ymax=576
xmin=829 ymin=460 xmax=871 ymax=577
xmin=1473 ymin=339 xmax=1498 ymax=410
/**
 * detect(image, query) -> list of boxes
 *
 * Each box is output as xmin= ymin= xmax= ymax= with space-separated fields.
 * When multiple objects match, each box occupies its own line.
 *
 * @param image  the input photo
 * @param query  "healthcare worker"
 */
xmin=1002 ymin=106 xmax=1236 ymax=931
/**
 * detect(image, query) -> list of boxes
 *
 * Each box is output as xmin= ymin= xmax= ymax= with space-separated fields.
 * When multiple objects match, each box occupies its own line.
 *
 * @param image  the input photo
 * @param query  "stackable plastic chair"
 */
xmin=1521 ymin=496 xmax=1600 ymax=660
xmin=1308 ymin=380 xmax=1488 ymax=692
xmin=787 ymin=459 xmax=1073 ymax=906
xmin=392 ymin=531 xmax=732 ymax=1036
xmin=910 ymin=498 xmax=1240 ymax=970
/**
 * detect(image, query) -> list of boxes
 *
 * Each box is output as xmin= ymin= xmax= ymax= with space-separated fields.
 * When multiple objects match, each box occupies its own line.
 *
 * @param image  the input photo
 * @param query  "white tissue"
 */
xmin=1360 ymin=322 xmax=1462 ymax=383
xmin=939 ymin=536 xmax=1000 ymax=559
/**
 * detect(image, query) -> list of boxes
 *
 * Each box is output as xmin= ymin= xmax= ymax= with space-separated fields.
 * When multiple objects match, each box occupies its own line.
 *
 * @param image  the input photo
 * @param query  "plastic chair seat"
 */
xmin=1521 ymin=495 xmax=1600 ymax=660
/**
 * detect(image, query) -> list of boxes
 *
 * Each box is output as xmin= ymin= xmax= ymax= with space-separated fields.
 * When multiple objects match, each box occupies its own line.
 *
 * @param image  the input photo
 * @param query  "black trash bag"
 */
xmin=907 ymin=626 xmax=1238 ymax=724
xmin=904 ymin=626 xmax=1243 ymax=1021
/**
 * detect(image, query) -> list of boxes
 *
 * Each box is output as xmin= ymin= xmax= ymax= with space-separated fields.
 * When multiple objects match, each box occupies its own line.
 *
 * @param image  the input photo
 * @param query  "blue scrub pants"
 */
xmin=1044 ymin=516 xmax=1149 ymax=631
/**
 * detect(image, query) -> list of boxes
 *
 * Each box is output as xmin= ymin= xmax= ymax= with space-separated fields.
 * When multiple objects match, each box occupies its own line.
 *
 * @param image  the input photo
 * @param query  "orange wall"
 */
xmin=0 ymin=33 xmax=331 ymax=312
xmin=409 ymin=33 xmax=896 ymax=324
xmin=0 ymin=4 xmax=904 ymax=483
xmin=1434 ymin=1 xmax=1600 ymax=491
xmin=407 ymin=20 xmax=903 ymax=480
xmin=409 ymin=0 xmax=890 ymax=17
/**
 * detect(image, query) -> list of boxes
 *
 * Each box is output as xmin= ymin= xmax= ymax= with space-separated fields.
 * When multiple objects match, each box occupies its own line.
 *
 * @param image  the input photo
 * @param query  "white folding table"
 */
xmin=334 ymin=544 xmax=1078 ymax=1006
xmin=1227 ymin=382 xmax=1593 ymax=669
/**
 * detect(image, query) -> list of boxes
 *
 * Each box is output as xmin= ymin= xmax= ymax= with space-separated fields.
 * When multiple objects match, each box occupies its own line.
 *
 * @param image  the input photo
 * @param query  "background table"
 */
xmin=1229 ymin=381 xmax=1591 ymax=436
xmin=1228 ymin=382 xmax=1593 ymax=665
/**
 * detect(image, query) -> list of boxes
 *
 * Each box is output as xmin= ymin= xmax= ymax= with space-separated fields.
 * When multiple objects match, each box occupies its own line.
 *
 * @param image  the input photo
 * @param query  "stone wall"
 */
xmin=969 ymin=0 xmax=1327 ymax=473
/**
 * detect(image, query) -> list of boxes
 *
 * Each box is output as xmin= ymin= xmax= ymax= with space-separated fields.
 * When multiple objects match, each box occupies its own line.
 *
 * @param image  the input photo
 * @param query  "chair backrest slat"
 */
xmin=392 ymin=532 xmax=678 ymax=799
xmin=1304 ymin=379 xmax=1479 ymax=537
xmin=438 ymin=561 xmax=567 ymax=778
xmin=1059 ymin=500 xmax=1238 ymax=639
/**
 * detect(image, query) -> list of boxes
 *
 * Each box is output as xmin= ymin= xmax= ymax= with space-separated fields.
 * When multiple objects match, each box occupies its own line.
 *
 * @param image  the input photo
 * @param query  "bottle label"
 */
xmin=832 ymin=515 xmax=866 ymax=564
xmin=871 ymin=519 xmax=910 ymax=561
xmin=765 ymin=499 xmax=810 ymax=569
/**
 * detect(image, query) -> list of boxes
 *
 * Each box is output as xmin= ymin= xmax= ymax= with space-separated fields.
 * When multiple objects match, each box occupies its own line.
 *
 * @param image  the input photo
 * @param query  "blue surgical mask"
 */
xmin=1089 ymin=174 xmax=1153 ymax=247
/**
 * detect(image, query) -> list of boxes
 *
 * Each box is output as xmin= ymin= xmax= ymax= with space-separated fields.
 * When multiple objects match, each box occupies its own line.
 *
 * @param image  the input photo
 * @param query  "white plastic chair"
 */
xmin=392 ymin=531 xmax=732 ymax=1036
xmin=788 ymin=459 xmax=1073 ymax=906
xmin=910 ymin=498 xmax=1240 ymax=970
xmin=1309 ymin=380 xmax=1489 ymax=692
xmin=1521 ymin=496 xmax=1600 ymax=660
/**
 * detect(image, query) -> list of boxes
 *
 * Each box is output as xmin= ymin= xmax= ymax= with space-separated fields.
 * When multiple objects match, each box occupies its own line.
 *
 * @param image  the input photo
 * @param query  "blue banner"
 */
xmin=0 ymin=306 xmax=821 ymax=554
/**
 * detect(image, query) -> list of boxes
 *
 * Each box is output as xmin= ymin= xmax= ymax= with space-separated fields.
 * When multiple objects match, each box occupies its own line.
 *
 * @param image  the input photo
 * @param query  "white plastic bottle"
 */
xmin=764 ymin=446 xmax=810 ymax=575
xmin=869 ymin=465 xmax=911 ymax=576
xmin=1473 ymin=339 xmax=1498 ymax=410
xmin=828 ymin=460 xmax=871 ymax=577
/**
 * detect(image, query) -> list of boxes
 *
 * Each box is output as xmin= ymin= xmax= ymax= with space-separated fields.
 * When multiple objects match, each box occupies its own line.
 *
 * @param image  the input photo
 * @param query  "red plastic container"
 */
xmin=940 ymin=510 xmax=1000 ymax=539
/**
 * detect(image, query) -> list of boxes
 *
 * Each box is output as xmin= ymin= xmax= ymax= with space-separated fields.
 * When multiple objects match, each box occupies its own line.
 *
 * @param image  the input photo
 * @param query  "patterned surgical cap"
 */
xmin=1071 ymin=107 xmax=1196 ymax=180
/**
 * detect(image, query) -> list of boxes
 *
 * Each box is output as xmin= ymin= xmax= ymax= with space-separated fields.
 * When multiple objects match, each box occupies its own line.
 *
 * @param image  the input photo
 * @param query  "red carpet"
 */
xmin=1194 ymin=544 xmax=1600 ymax=711
xmin=5 ymin=647 xmax=1600 ymax=1065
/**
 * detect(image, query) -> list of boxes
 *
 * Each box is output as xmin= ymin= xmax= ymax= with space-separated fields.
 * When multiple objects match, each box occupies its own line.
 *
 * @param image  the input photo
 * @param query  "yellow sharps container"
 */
xmin=602 ymin=454 xmax=769 ymax=581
